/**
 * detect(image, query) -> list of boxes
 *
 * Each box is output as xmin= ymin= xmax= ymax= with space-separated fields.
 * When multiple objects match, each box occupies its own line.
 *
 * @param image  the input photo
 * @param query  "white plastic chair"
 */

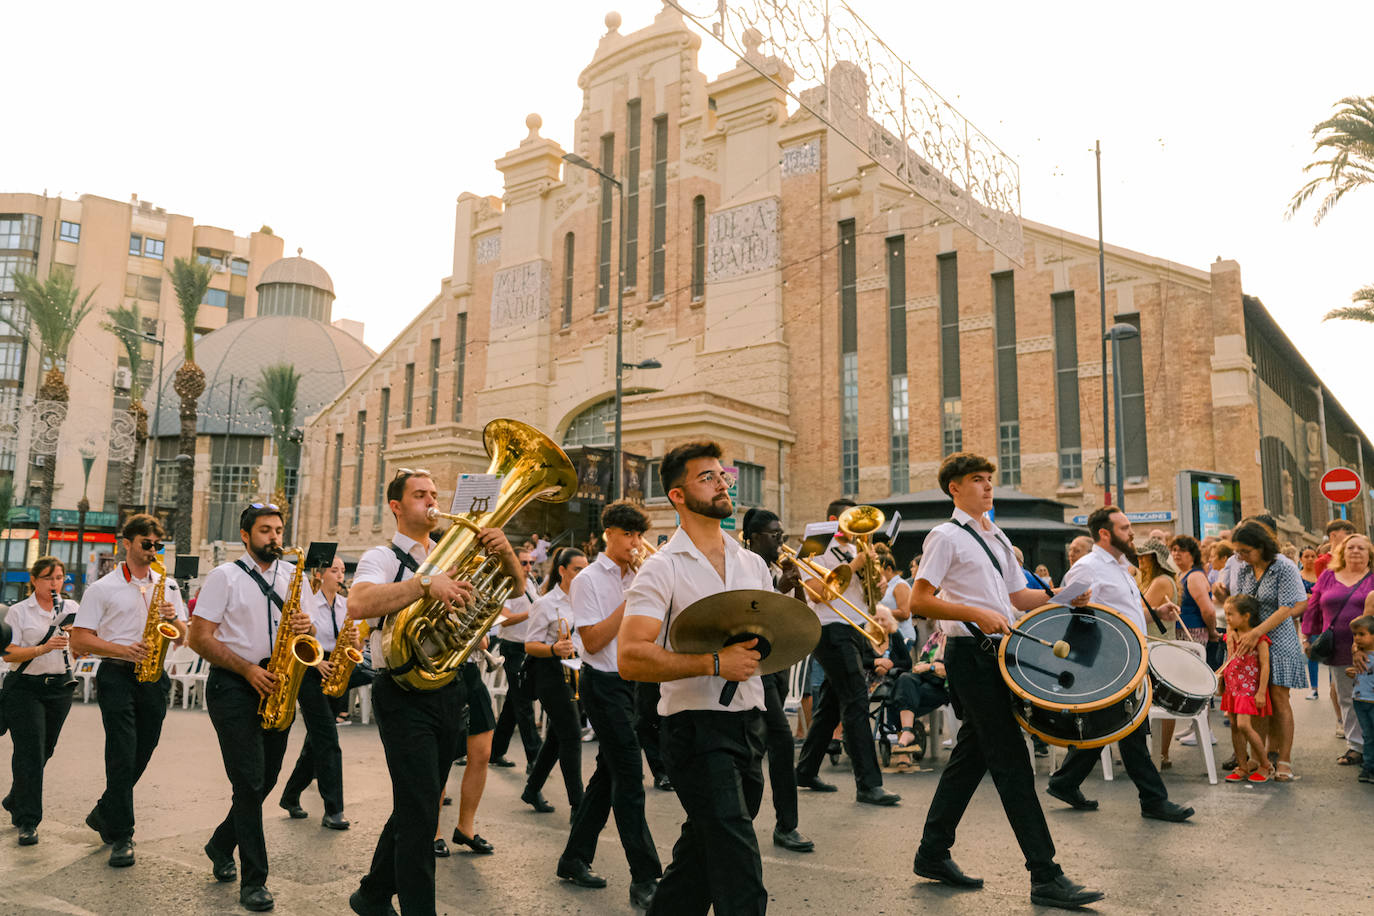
xmin=74 ymin=657 xmax=101 ymax=702
xmin=1142 ymin=640 xmax=1218 ymax=784
xmin=355 ymin=685 xmax=373 ymax=725
xmin=164 ymin=646 xmax=199 ymax=709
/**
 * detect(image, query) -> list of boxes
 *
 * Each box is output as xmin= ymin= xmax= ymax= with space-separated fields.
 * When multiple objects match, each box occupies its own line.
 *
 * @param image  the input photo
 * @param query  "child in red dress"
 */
xmin=1220 ymin=595 xmax=1271 ymax=783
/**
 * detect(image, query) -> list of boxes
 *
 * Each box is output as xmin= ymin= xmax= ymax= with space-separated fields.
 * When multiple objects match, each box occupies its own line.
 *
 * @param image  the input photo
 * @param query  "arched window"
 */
xmin=561 ymin=397 xmax=616 ymax=448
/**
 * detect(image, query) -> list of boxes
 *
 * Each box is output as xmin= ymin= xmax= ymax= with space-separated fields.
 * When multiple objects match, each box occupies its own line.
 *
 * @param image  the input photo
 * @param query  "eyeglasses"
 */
xmin=694 ymin=471 xmax=736 ymax=490
xmin=394 ymin=467 xmax=432 ymax=480
xmin=140 ymin=539 xmax=163 ymax=552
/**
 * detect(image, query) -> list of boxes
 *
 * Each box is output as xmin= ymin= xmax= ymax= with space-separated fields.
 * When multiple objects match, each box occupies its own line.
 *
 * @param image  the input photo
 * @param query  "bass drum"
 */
xmin=1147 ymin=641 xmax=1216 ymax=717
xmin=998 ymin=603 xmax=1150 ymax=750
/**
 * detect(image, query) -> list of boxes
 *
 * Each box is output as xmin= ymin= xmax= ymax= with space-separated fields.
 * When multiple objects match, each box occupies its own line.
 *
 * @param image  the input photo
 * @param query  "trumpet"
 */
xmin=741 ymin=533 xmax=883 ymax=649
xmin=629 ymin=537 xmax=658 ymax=571
xmin=557 ymin=617 xmax=579 ymax=700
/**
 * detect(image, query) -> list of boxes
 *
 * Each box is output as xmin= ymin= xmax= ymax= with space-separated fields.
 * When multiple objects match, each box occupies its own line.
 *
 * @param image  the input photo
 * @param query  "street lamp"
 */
xmin=74 ymin=445 xmax=97 ymax=598
xmin=1104 ymin=322 xmax=1139 ymax=512
xmin=140 ymin=325 xmax=167 ymax=513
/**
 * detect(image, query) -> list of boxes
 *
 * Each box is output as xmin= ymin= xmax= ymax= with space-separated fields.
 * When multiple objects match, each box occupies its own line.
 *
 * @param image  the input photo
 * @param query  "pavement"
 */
xmin=0 ymin=688 xmax=1367 ymax=915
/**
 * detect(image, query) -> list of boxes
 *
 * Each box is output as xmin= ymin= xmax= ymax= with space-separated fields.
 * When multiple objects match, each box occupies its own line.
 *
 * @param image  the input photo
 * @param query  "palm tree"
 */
xmin=1323 ymin=285 xmax=1374 ymax=323
xmin=3 ymin=270 xmax=97 ymax=554
xmin=1286 ymin=95 xmax=1374 ymax=225
xmin=167 ymin=257 xmax=214 ymax=554
xmin=0 ymin=477 xmax=14 ymax=599
xmin=102 ymin=301 xmax=148 ymax=509
xmin=250 ymin=362 xmax=302 ymax=527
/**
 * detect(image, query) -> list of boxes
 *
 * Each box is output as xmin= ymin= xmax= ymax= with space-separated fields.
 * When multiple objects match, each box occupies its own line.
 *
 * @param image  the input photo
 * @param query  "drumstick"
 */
xmin=1010 ymin=627 xmax=1070 ymax=659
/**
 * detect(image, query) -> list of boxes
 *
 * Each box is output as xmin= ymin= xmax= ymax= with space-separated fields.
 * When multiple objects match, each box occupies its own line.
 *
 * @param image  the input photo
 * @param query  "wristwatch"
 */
xmin=419 ymin=575 xmax=432 ymax=599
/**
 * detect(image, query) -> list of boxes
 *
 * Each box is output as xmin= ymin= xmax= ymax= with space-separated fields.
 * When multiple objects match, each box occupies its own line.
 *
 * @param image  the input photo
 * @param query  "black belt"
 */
xmin=15 ymin=672 xmax=76 ymax=687
xmin=100 ymin=659 xmax=136 ymax=670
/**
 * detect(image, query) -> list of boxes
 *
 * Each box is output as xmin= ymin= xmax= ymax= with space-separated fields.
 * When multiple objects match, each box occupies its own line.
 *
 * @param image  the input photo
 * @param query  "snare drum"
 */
xmin=998 ymin=603 xmax=1150 ymax=750
xmin=1147 ymin=641 xmax=1216 ymax=717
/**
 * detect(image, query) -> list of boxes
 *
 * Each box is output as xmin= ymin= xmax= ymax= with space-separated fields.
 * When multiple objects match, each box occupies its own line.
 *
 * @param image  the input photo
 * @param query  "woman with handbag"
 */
xmin=1302 ymin=533 xmax=1373 ymax=769
xmin=1 ymin=557 xmax=78 ymax=845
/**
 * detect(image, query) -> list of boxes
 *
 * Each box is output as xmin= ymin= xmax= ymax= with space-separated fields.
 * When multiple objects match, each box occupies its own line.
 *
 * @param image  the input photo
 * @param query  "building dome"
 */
xmin=256 ymin=249 xmax=336 ymax=321
xmin=151 ymin=315 xmax=374 ymax=437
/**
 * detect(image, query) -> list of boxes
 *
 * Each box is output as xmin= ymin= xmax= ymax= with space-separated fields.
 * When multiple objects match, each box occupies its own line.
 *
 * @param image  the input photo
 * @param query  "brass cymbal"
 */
xmin=668 ymin=589 xmax=821 ymax=675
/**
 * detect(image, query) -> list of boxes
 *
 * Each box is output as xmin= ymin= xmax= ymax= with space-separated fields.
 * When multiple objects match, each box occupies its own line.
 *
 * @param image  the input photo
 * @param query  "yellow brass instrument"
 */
xmin=381 ymin=418 xmax=578 ymax=691
xmin=557 ymin=617 xmax=579 ymax=700
xmin=774 ymin=539 xmax=885 ymax=649
xmin=259 ymin=547 xmax=324 ymax=729
xmin=838 ymin=505 xmax=887 ymax=616
xmin=135 ymin=558 xmax=180 ymax=683
xmin=321 ymin=620 xmax=367 ymax=698
xmin=628 ymin=537 xmax=658 ymax=571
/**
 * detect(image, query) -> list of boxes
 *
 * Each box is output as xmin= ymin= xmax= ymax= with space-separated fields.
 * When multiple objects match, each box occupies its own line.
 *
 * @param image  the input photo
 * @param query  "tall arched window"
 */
xmin=562 ymin=232 xmax=575 ymax=328
xmin=561 ymin=398 xmax=616 ymax=448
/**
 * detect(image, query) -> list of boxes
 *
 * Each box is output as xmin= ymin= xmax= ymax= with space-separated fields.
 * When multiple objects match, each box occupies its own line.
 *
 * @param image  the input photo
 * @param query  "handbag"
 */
xmin=1306 ymin=626 xmax=1336 ymax=662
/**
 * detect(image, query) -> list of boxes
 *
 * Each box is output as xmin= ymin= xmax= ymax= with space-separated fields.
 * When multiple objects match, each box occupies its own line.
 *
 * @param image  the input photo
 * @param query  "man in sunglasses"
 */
xmin=71 ymin=514 xmax=187 ymax=869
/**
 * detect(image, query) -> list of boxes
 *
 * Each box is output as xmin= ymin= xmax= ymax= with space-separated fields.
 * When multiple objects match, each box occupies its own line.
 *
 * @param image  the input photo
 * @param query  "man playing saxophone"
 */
xmin=280 ymin=555 xmax=357 ymax=831
xmin=189 ymin=503 xmax=318 ymax=913
xmin=346 ymin=468 xmax=523 ymax=916
xmin=70 ymin=513 xmax=187 ymax=869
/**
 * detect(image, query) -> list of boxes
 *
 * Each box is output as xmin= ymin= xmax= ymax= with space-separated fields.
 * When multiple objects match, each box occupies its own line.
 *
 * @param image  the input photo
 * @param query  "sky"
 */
xmin=9 ymin=0 xmax=1374 ymax=432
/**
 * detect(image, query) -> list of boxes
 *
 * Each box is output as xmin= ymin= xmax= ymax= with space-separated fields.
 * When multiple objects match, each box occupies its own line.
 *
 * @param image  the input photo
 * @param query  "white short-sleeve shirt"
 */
xmin=192 ymin=553 xmax=311 ymax=665
xmin=1061 ymin=545 xmax=1146 ymax=633
xmin=572 ymin=553 xmax=634 ymax=674
xmin=75 ymin=562 xmax=187 ymax=653
xmin=310 ymin=590 xmax=349 ymax=653
xmin=5 ymin=594 xmax=79 ymax=675
xmin=916 ymin=508 xmax=1025 ymax=637
xmin=525 ymin=584 xmax=577 ymax=649
xmin=806 ymin=539 xmax=872 ymax=628
xmin=353 ymin=533 xmax=429 ymax=666
xmin=625 ymin=527 xmax=773 ymax=715
xmin=497 ymin=580 xmax=541 ymax=644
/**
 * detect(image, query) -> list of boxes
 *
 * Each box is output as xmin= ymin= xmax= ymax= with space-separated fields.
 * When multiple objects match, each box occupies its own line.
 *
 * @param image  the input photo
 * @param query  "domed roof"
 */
xmin=257 ymin=251 xmax=335 ymax=295
xmin=151 ymin=315 xmax=374 ymax=437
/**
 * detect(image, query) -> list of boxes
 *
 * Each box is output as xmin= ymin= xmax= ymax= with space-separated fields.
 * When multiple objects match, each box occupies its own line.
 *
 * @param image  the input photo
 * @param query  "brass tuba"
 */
xmin=135 ymin=558 xmax=180 ymax=683
xmin=381 ymin=418 xmax=577 ymax=691
xmin=259 ymin=547 xmax=324 ymax=729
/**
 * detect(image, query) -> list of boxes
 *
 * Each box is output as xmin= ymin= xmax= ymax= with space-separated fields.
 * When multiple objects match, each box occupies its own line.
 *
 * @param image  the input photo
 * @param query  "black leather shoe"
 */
xmin=1029 ymin=875 xmax=1105 ymax=909
xmin=1046 ymin=783 xmax=1099 ymax=811
xmin=772 ymin=828 xmax=814 ymax=852
xmin=348 ymin=889 xmax=399 ymax=916
xmin=205 ymin=841 xmax=237 ymax=882
xmin=629 ymin=879 xmax=658 ymax=909
xmin=432 ymin=839 xmax=450 ymax=857
xmin=322 ymin=812 xmax=351 ymax=830
xmin=86 ymin=808 xmax=115 ymax=845
xmin=557 ymin=858 xmax=607 ymax=888
xmin=521 ymin=788 xmax=555 ymax=813
xmin=653 ymin=774 xmax=674 ymax=792
xmin=279 ymin=801 xmax=308 ymax=820
xmin=912 ymin=855 xmax=983 ymax=888
xmin=453 ymin=827 xmax=494 ymax=854
xmin=455 ymin=756 xmax=467 ymax=767
xmin=109 ymin=839 xmax=136 ymax=868
xmin=18 ymin=827 xmax=37 ymax=846
xmin=490 ymin=756 xmax=517 ymax=768
xmin=856 ymin=786 xmax=901 ymax=806
xmin=1141 ymin=800 xmax=1194 ymax=822
xmin=239 ymin=885 xmax=275 ymax=912
xmin=796 ymin=770 xmax=838 ymax=792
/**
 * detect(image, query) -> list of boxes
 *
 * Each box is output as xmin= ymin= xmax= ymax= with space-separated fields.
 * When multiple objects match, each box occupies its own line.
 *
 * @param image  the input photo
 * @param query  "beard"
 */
xmin=1111 ymin=532 xmax=1137 ymax=561
xmin=685 ymin=491 xmax=733 ymax=520
xmin=250 ymin=541 xmax=283 ymax=564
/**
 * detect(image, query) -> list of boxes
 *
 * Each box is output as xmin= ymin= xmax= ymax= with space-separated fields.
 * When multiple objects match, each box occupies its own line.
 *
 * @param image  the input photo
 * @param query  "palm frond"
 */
xmin=102 ymin=301 xmax=147 ymax=400
xmin=9 ymin=270 xmax=99 ymax=369
xmin=1323 ymin=285 xmax=1374 ymax=322
xmin=166 ymin=257 xmax=215 ymax=358
xmin=249 ymin=362 xmax=303 ymax=445
xmin=1285 ymin=94 xmax=1374 ymax=224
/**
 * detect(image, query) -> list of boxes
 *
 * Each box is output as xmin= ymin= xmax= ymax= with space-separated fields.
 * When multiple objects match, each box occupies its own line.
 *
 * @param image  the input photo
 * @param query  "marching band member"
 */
xmin=556 ymin=500 xmax=662 ymax=909
xmin=795 ymin=498 xmax=900 ymax=806
xmin=488 ymin=546 xmax=544 ymax=770
xmin=436 ymin=650 xmax=500 ymax=856
xmin=619 ymin=440 xmax=770 ymax=915
xmin=909 ymin=453 xmax=1102 ymax=909
xmin=189 ymin=502 xmax=317 ymax=912
xmin=346 ymin=469 xmax=520 ymax=916
xmin=70 ymin=514 xmax=187 ymax=868
xmin=2 ymin=557 xmax=78 ymax=846
xmin=1046 ymin=506 xmax=1194 ymax=822
xmin=280 ymin=555 xmax=355 ymax=829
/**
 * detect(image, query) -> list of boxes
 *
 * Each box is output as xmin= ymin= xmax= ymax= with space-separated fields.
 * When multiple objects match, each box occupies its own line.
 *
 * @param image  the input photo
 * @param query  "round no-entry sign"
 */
xmin=1320 ymin=467 xmax=1362 ymax=504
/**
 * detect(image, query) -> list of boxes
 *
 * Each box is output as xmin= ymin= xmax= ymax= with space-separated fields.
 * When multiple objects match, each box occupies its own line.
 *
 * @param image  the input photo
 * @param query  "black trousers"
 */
xmin=3 ymin=675 xmax=73 ymax=829
xmin=648 ymin=709 xmax=767 ymax=916
xmin=1050 ymin=724 xmax=1168 ymax=808
xmin=562 ymin=666 xmax=661 ymax=883
xmin=358 ymin=674 xmax=466 ymax=916
xmin=892 ymin=672 xmax=950 ymax=719
xmin=635 ymin=681 xmax=668 ymax=780
xmin=917 ymin=638 xmax=1061 ymax=884
xmin=489 ymin=640 xmax=542 ymax=764
xmin=280 ymin=667 xmax=345 ymax=815
xmin=762 ymin=670 xmax=799 ymax=833
xmin=206 ymin=666 xmax=292 ymax=889
xmin=92 ymin=660 xmax=170 ymax=841
xmin=525 ymin=657 xmax=585 ymax=808
xmin=797 ymin=623 xmax=883 ymax=790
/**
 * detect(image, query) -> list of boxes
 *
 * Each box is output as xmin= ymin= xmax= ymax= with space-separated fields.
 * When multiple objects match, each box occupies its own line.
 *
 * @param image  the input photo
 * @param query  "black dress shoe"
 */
xmin=1029 ymin=874 xmax=1105 ymax=909
xmin=1141 ymin=800 xmax=1194 ymax=822
xmin=441 ymin=795 xmax=452 ymax=806
xmin=556 ymin=858 xmax=607 ymax=888
xmin=1046 ymin=783 xmax=1099 ymax=811
xmin=490 ymin=756 xmax=517 ymax=768
xmin=109 ymin=840 xmax=135 ymax=867
xmin=653 ymin=773 xmax=674 ymax=792
xmin=796 ymin=770 xmax=838 ymax=792
xmin=322 ymin=812 xmax=351 ymax=830
xmin=912 ymin=855 xmax=983 ymax=888
xmin=86 ymin=808 xmax=115 ymax=845
xmin=453 ymin=827 xmax=494 ymax=854
xmin=521 ymin=788 xmax=555 ymax=813
xmin=279 ymin=801 xmax=308 ymax=820
xmin=772 ymin=828 xmax=814 ymax=852
xmin=239 ymin=885 xmax=275 ymax=912
xmin=205 ymin=841 xmax=237 ymax=882
xmin=349 ymin=889 xmax=399 ymax=916
xmin=856 ymin=786 xmax=901 ymax=806
xmin=629 ymin=879 xmax=658 ymax=909
xmin=456 ymin=756 xmax=467 ymax=767
xmin=18 ymin=827 xmax=37 ymax=846
xmin=432 ymin=839 xmax=451 ymax=857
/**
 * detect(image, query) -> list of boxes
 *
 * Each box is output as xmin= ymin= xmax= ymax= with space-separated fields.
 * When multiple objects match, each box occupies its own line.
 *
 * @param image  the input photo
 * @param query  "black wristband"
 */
xmin=713 ymin=652 xmax=720 ymax=677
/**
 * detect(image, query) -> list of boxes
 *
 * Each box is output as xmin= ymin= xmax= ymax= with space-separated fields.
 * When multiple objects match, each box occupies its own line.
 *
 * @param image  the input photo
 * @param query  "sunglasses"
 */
xmin=394 ymin=467 xmax=432 ymax=480
xmin=139 ymin=539 xmax=163 ymax=552
xmin=249 ymin=502 xmax=279 ymax=511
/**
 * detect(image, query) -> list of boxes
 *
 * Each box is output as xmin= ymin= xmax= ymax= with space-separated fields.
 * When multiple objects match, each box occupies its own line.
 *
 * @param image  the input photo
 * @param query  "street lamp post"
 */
xmin=1104 ymin=323 xmax=1139 ymax=512
xmin=141 ymin=325 xmax=166 ymax=513
xmin=74 ymin=449 xmax=96 ymax=598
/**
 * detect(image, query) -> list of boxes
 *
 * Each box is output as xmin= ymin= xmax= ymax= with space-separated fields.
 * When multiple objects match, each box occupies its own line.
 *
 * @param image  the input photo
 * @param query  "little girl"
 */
xmin=1220 ymin=595 xmax=1272 ymax=782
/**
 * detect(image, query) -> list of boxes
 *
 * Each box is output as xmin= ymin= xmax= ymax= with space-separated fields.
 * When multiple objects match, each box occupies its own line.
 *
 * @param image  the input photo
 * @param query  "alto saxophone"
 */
xmin=381 ymin=418 xmax=577 ymax=691
xmin=259 ymin=547 xmax=324 ymax=730
xmin=135 ymin=558 xmax=180 ymax=683
xmin=321 ymin=619 xmax=367 ymax=698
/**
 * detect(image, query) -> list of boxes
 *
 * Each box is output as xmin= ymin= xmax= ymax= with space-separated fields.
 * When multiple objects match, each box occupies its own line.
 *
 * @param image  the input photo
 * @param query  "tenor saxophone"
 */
xmin=321 ymin=619 xmax=367 ymax=698
xmin=259 ymin=547 xmax=324 ymax=730
xmin=135 ymin=558 xmax=180 ymax=683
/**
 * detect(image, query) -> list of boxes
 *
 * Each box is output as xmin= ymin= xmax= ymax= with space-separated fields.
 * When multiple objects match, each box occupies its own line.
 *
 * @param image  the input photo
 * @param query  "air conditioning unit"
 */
xmin=114 ymin=366 xmax=132 ymax=390
xmin=33 ymin=455 xmax=46 ymax=467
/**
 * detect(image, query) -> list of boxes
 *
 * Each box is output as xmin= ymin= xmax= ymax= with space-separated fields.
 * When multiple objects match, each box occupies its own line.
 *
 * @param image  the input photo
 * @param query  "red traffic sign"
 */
xmin=1320 ymin=467 xmax=1362 ymax=504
